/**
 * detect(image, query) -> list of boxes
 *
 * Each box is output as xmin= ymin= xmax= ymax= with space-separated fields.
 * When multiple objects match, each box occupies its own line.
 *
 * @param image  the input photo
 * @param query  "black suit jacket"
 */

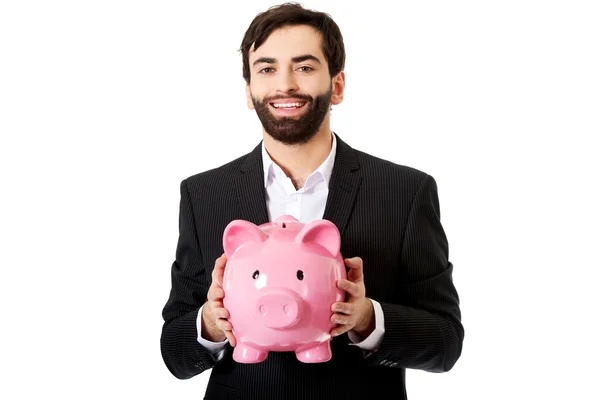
xmin=161 ymin=133 xmax=463 ymax=400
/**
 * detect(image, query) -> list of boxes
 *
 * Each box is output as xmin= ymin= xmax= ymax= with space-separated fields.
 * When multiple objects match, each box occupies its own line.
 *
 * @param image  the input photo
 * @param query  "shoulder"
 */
xmin=351 ymin=149 xmax=443 ymax=214
xmin=179 ymin=147 xmax=256 ymax=194
xmin=354 ymin=149 xmax=433 ymax=189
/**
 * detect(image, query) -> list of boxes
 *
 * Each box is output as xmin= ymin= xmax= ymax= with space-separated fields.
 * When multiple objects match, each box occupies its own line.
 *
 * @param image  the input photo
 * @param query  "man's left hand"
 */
xmin=330 ymin=256 xmax=375 ymax=338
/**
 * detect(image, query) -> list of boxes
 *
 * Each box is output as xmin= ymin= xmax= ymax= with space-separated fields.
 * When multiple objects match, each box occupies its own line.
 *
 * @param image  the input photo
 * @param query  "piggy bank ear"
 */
xmin=223 ymin=220 xmax=267 ymax=258
xmin=295 ymin=219 xmax=341 ymax=257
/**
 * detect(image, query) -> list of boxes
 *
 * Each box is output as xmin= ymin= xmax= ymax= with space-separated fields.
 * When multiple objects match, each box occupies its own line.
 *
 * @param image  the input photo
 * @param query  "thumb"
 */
xmin=344 ymin=257 xmax=362 ymax=269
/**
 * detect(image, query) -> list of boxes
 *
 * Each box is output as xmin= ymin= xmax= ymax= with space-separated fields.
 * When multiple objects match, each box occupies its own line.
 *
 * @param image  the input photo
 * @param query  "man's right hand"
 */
xmin=201 ymin=253 xmax=236 ymax=346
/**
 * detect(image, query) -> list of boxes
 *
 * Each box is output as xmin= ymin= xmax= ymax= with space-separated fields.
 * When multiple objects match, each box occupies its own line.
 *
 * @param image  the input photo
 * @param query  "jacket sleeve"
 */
xmin=365 ymin=174 xmax=464 ymax=372
xmin=160 ymin=179 xmax=219 ymax=379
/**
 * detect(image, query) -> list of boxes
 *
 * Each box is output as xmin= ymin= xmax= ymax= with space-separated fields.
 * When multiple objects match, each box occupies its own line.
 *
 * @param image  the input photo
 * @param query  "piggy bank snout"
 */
xmin=256 ymin=288 xmax=303 ymax=329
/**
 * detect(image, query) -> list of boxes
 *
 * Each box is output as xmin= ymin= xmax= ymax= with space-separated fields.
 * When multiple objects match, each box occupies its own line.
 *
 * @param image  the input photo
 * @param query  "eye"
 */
xmin=297 ymin=66 xmax=313 ymax=72
xmin=252 ymin=270 xmax=260 ymax=279
xmin=259 ymin=67 xmax=274 ymax=74
xmin=296 ymin=270 xmax=304 ymax=280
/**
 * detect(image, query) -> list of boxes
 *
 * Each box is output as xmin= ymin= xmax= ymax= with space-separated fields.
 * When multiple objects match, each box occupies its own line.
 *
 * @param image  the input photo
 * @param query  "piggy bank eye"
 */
xmin=296 ymin=270 xmax=304 ymax=280
xmin=252 ymin=270 xmax=260 ymax=279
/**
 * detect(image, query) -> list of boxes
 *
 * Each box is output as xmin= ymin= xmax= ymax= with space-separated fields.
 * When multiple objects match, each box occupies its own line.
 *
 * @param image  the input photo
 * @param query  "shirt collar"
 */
xmin=261 ymin=132 xmax=337 ymax=188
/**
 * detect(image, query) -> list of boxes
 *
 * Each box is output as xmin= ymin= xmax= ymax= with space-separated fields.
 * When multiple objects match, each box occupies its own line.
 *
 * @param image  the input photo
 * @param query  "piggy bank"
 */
xmin=222 ymin=215 xmax=347 ymax=364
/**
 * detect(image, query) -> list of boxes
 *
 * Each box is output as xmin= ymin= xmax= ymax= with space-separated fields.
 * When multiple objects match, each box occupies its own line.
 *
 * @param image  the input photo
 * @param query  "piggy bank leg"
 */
xmin=232 ymin=343 xmax=268 ymax=363
xmin=295 ymin=342 xmax=332 ymax=363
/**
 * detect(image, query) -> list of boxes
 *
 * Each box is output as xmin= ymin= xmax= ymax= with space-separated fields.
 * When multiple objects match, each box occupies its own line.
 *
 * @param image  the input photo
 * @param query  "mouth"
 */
xmin=268 ymin=100 xmax=308 ymax=116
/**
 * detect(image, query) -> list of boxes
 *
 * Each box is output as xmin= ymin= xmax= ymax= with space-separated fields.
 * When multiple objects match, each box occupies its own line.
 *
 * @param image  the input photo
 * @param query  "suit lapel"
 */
xmin=235 ymin=141 xmax=270 ymax=225
xmin=322 ymin=133 xmax=362 ymax=238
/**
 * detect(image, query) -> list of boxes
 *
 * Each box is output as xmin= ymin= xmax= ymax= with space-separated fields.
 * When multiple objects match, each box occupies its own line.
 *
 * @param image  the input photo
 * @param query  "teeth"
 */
xmin=272 ymin=102 xmax=304 ymax=108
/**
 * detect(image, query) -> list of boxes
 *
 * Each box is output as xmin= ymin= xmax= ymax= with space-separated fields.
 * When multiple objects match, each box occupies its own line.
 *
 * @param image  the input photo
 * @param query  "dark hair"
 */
xmin=239 ymin=2 xmax=345 ymax=84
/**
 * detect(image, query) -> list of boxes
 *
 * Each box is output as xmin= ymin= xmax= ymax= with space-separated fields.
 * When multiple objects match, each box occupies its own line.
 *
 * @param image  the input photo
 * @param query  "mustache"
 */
xmin=263 ymin=93 xmax=313 ymax=103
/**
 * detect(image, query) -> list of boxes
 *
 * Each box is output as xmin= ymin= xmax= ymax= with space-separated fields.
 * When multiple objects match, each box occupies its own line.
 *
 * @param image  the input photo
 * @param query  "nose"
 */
xmin=255 ymin=288 xmax=303 ymax=329
xmin=276 ymin=69 xmax=299 ymax=93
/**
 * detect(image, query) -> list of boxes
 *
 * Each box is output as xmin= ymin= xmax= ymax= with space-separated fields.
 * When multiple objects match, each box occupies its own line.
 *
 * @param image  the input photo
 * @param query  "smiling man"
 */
xmin=247 ymin=25 xmax=340 ymax=149
xmin=161 ymin=3 xmax=464 ymax=400
xmin=245 ymin=22 xmax=346 ymax=190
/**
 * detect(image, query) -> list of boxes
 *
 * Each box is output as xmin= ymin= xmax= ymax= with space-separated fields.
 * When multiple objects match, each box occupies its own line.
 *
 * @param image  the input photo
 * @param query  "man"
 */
xmin=161 ymin=3 xmax=463 ymax=399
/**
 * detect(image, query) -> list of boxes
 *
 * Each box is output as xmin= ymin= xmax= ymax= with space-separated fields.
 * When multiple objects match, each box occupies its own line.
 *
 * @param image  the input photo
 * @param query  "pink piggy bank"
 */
xmin=222 ymin=215 xmax=347 ymax=364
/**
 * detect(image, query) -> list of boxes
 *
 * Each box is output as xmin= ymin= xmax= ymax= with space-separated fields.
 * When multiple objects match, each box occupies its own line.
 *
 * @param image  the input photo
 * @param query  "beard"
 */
xmin=251 ymin=84 xmax=332 ymax=145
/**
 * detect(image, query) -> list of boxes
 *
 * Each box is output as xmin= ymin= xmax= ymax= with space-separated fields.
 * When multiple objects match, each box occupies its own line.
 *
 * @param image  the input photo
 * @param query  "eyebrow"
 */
xmin=252 ymin=54 xmax=322 ymax=67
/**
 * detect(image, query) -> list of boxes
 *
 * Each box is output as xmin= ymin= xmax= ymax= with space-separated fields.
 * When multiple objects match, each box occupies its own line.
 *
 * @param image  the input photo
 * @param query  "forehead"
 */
xmin=249 ymin=25 xmax=325 ymax=63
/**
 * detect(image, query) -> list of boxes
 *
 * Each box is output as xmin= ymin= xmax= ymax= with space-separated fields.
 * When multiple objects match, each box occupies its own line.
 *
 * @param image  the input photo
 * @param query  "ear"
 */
xmin=223 ymin=220 xmax=266 ymax=258
xmin=246 ymin=84 xmax=255 ymax=110
xmin=295 ymin=219 xmax=341 ymax=257
xmin=330 ymin=71 xmax=345 ymax=106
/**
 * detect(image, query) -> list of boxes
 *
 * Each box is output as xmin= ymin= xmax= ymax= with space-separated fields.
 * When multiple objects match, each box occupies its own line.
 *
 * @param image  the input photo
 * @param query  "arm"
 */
xmin=160 ymin=179 xmax=221 ymax=379
xmin=365 ymin=174 xmax=464 ymax=372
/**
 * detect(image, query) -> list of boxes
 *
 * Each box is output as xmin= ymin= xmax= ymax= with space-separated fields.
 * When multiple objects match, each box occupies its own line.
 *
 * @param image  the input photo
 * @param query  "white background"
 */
xmin=1 ymin=1 xmax=599 ymax=399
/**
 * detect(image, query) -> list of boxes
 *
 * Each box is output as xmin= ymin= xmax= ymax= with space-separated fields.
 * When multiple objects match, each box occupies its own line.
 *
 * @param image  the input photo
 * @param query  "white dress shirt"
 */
xmin=197 ymin=133 xmax=385 ymax=359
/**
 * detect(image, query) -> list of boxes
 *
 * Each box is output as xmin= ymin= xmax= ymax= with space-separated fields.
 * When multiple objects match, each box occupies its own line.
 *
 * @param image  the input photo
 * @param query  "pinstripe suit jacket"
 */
xmin=161 ymin=133 xmax=463 ymax=400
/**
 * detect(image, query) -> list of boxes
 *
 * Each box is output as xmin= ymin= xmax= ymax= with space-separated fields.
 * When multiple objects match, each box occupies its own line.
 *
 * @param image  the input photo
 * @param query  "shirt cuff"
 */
xmin=347 ymin=298 xmax=385 ymax=352
xmin=196 ymin=304 xmax=228 ymax=359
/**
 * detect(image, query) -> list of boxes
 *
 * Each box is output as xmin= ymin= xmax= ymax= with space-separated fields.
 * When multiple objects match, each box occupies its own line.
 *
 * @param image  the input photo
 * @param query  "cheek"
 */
xmin=306 ymin=73 xmax=331 ymax=90
xmin=249 ymin=79 xmax=269 ymax=95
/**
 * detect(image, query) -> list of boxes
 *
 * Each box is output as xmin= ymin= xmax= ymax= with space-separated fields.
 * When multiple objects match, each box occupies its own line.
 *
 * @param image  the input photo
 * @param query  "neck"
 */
xmin=263 ymin=121 xmax=333 ymax=185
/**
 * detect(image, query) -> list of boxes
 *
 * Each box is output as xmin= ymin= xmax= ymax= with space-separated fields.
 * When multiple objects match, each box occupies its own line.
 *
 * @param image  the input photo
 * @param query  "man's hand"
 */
xmin=330 ymin=257 xmax=375 ymax=338
xmin=201 ymin=253 xmax=236 ymax=346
